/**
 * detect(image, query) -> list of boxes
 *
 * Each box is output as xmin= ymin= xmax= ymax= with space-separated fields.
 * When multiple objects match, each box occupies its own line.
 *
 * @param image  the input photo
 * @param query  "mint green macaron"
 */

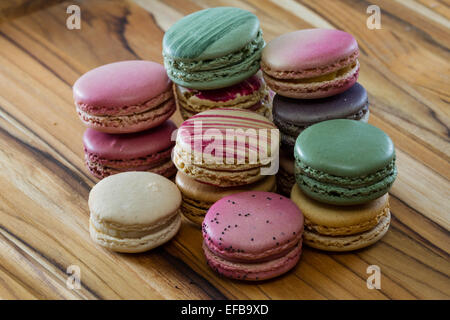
xmin=294 ymin=119 xmax=397 ymax=205
xmin=163 ymin=7 xmax=264 ymax=90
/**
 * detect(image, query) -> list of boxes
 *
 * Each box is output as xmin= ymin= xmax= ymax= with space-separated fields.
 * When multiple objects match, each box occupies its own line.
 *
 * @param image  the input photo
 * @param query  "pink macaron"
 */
xmin=174 ymin=71 xmax=271 ymax=120
xmin=202 ymin=191 xmax=304 ymax=281
xmin=74 ymin=60 xmax=176 ymax=134
xmin=83 ymin=120 xmax=177 ymax=179
xmin=261 ymin=29 xmax=359 ymax=99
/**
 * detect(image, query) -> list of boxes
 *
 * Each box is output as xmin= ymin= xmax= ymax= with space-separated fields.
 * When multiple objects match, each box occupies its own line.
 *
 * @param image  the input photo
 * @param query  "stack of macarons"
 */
xmin=291 ymin=119 xmax=397 ymax=251
xmin=163 ymin=7 xmax=272 ymax=120
xmin=173 ymin=108 xmax=279 ymax=226
xmin=73 ymin=60 xmax=178 ymax=179
xmin=261 ymin=29 xmax=369 ymax=195
xmin=261 ymin=28 xmax=397 ymax=251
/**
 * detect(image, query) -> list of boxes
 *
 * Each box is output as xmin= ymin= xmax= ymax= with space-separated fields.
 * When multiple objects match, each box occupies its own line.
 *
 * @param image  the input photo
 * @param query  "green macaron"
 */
xmin=162 ymin=7 xmax=264 ymax=90
xmin=294 ymin=119 xmax=397 ymax=205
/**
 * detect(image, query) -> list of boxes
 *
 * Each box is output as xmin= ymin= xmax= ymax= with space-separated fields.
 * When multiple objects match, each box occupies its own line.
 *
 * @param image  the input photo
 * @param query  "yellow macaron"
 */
xmin=291 ymin=184 xmax=390 ymax=251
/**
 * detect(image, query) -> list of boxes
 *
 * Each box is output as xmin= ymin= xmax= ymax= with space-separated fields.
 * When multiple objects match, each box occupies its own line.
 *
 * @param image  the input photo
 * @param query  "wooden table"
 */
xmin=0 ymin=0 xmax=449 ymax=300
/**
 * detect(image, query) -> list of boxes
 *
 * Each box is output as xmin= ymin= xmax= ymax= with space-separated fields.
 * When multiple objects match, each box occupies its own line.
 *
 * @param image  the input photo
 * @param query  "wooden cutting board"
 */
xmin=0 ymin=0 xmax=448 ymax=300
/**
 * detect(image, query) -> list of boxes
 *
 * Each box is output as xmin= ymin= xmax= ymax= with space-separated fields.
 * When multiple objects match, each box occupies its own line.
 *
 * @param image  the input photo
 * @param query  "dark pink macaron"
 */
xmin=74 ymin=60 xmax=176 ymax=134
xmin=174 ymin=71 xmax=271 ymax=120
xmin=83 ymin=120 xmax=177 ymax=179
xmin=202 ymin=191 xmax=304 ymax=281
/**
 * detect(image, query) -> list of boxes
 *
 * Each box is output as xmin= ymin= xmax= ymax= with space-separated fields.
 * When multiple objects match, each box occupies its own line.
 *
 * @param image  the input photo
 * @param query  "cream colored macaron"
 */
xmin=290 ymin=184 xmax=390 ymax=251
xmin=89 ymin=172 xmax=181 ymax=253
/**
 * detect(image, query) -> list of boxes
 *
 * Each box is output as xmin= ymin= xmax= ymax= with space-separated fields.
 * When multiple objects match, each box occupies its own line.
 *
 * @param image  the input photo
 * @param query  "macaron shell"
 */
xmin=88 ymin=172 xmax=181 ymax=227
xmin=295 ymin=119 xmax=395 ymax=177
xmin=176 ymin=108 xmax=277 ymax=166
xmin=303 ymin=211 xmax=390 ymax=252
xmin=203 ymin=240 xmax=301 ymax=281
xmin=262 ymin=29 xmax=358 ymax=76
xmin=203 ymin=192 xmax=304 ymax=261
xmin=83 ymin=121 xmax=177 ymax=160
xmin=273 ymin=83 xmax=368 ymax=126
xmin=163 ymin=7 xmax=261 ymax=60
xmin=86 ymin=157 xmax=176 ymax=180
xmin=90 ymin=214 xmax=181 ymax=253
xmin=73 ymin=60 xmax=171 ymax=108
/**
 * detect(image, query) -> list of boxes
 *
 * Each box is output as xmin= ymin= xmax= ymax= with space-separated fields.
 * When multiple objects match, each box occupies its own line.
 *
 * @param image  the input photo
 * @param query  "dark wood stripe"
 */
xmin=158 ymin=249 xmax=227 ymax=300
xmin=0 ymin=224 xmax=101 ymax=299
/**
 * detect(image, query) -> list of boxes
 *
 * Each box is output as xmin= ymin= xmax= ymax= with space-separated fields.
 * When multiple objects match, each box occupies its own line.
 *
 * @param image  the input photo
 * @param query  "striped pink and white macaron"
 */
xmin=173 ymin=108 xmax=279 ymax=187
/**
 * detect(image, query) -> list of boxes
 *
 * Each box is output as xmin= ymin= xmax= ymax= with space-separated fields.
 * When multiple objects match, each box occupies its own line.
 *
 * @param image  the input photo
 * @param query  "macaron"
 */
xmin=74 ymin=60 xmax=176 ymax=134
xmin=277 ymin=149 xmax=295 ymax=196
xmin=83 ymin=120 xmax=177 ymax=179
xmin=202 ymin=191 xmax=304 ymax=281
xmin=294 ymin=119 xmax=397 ymax=205
xmin=291 ymin=184 xmax=390 ymax=251
xmin=89 ymin=172 xmax=181 ymax=253
xmin=273 ymin=83 xmax=369 ymax=152
xmin=174 ymin=71 xmax=271 ymax=120
xmin=176 ymin=172 xmax=276 ymax=226
xmin=261 ymin=29 xmax=359 ymax=99
xmin=163 ymin=7 xmax=264 ymax=90
xmin=173 ymin=108 xmax=279 ymax=187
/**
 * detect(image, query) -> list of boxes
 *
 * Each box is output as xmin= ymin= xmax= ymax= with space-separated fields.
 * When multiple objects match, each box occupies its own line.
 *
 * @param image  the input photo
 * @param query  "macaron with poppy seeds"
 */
xmin=174 ymin=71 xmax=271 ymax=120
xmin=294 ymin=119 xmax=397 ymax=205
xmin=262 ymin=29 xmax=359 ymax=99
xmin=83 ymin=120 xmax=177 ymax=179
xmin=74 ymin=60 xmax=176 ymax=134
xmin=291 ymin=184 xmax=390 ymax=251
xmin=176 ymin=172 xmax=276 ymax=226
xmin=273 ymin=83 xmax=369 ymax=152
xmin=202 ymin=191 xmax=304 ymax=281
xmin=163 ymin=7 xmax=265 ymax=90
xmin=173 ymin=108 xmax=279 ymax=187
xmin=89 ymin=172 xmax=181 ymax=253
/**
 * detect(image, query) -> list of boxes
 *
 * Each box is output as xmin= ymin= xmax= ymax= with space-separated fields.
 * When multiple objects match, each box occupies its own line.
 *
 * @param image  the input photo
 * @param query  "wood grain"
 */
xmin=0 ymin=0 xmax=448 ymax=299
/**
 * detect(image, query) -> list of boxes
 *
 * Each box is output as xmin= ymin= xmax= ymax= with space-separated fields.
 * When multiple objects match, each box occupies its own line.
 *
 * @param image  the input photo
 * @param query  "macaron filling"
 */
xmin=264 ymin=60 xmax=359 ymax=85
xmin=175 ymin=73 xmax=269 ymax=113
xmin=295 ymin=160 xmax=397 ymax=203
